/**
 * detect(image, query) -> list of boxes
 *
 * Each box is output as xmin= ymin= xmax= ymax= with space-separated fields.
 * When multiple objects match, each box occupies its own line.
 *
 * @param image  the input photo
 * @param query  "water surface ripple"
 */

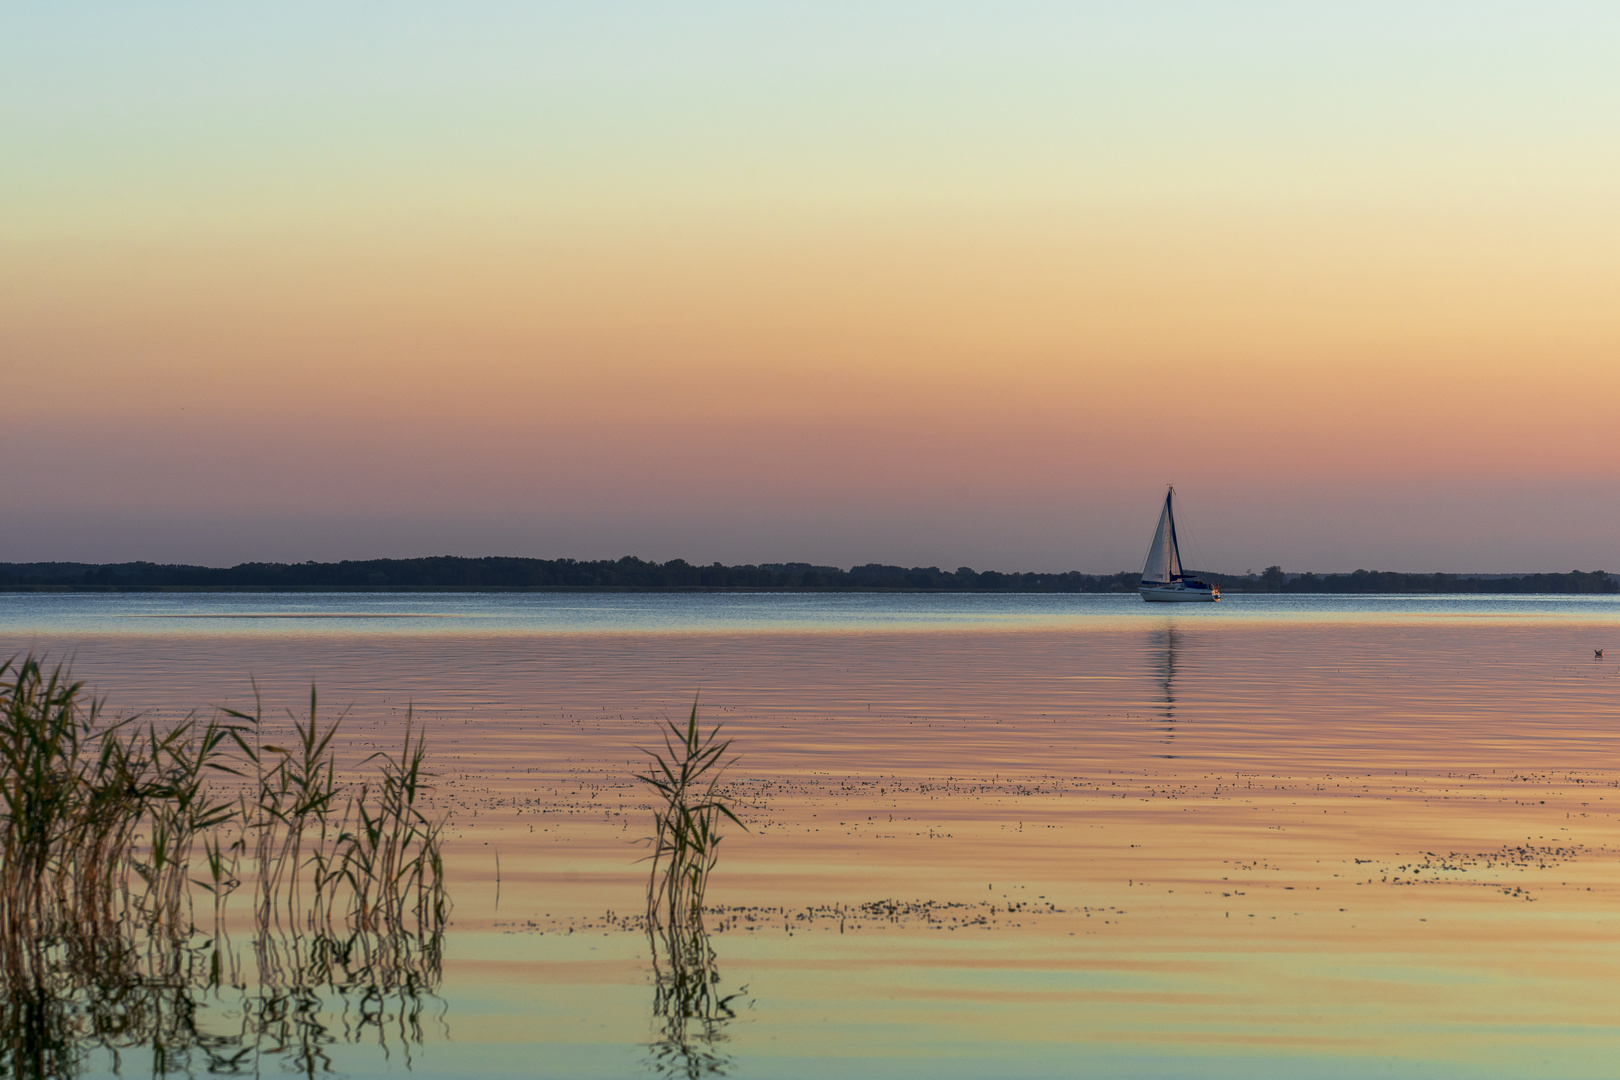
xmin=3 ymin=592 xmax=1619 ymax=1078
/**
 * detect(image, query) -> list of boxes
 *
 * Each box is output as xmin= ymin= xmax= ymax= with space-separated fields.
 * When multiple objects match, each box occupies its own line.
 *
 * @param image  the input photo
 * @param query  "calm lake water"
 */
xmin=4 ymin=592 xmax=1620 ymax=1078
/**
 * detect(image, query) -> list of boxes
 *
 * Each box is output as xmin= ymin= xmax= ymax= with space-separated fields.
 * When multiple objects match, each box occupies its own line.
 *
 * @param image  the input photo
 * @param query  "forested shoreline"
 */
xmin=0 ymin=558 xmax=1613 ymax=594
xmin=1213 ymin=566 xmax=1617 ymax=594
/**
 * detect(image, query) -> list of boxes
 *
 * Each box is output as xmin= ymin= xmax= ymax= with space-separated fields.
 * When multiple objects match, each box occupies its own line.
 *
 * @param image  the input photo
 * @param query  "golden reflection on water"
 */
xmin=6 ymin=607 xmax=1620 ymax=1076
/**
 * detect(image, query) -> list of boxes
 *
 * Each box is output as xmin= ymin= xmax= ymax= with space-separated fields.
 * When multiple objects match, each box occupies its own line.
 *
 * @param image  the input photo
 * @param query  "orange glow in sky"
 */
xmin=3 ymin=4 xmax=1618 ymax=570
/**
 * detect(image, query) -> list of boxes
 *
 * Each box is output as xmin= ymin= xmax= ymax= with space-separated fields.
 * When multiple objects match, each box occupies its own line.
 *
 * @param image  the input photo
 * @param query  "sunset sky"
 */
xmin=4 ymin=2 xmax=1618 ymax=572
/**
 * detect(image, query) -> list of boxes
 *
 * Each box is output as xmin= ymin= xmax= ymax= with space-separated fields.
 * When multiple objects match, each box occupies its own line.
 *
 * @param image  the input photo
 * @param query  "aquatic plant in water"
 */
xmin=638 ymin=699 xmax=748 ymax=1076
xmin=0 ymin=654 xmax=450 ymax=1077
xmin=637 ymin=698 xmax=744 ymax=934
xmin=0 ymin=655 xmax=238 ymax=983
xmin=222 ymin=687 xmax=449 ymax=945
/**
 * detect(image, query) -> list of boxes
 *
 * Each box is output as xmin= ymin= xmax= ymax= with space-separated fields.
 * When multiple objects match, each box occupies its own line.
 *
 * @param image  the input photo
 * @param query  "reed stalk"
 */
xmin=636 ymin=699 xmax=749 ymax=1077
xmin=636 ymin=698 xmax=744 ymax=933
xmin=341 ymin=711 xmax=449 ymax=942
xmin=222 ymin=685 xmax=351 ymax=934
xmin=0 ymin=654 xmax=452 ymax=1078
xmin=0 ymin=655 xmax=449 ymax=1001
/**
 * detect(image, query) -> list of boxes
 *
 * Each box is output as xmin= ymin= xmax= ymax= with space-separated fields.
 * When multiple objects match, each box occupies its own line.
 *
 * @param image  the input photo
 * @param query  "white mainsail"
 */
xmin=1140 ymin=489 xmax=1184 ymax=585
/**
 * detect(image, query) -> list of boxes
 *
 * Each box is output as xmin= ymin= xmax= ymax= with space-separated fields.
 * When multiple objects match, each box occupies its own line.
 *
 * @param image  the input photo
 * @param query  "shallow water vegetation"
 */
xmin=637 ymin=699 xmax=744 ymax=935
xmin=638 ymin=700 xmax=748 ymax=1077
xmin=0 ymin=652 xmax=450 ymax=1059
xmin=0 ymin=655 xmax=239 ymax=985
xmin=222 ymin=687 xmax=448 ymax=943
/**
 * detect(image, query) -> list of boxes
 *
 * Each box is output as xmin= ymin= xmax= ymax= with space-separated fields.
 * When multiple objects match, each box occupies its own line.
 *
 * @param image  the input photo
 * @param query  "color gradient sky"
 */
xmin=4 ymin=2 xmax=1618 ymax=573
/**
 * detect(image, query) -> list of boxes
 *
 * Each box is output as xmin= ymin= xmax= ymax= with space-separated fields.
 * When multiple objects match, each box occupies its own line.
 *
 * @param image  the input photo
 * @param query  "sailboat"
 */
xmin=1138 ymin=487 xmax=1219 ymax=602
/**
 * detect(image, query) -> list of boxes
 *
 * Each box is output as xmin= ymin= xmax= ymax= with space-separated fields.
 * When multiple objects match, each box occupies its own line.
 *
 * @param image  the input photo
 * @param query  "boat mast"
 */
xmin=1167 ymin=487 xmax=1179 ymax=580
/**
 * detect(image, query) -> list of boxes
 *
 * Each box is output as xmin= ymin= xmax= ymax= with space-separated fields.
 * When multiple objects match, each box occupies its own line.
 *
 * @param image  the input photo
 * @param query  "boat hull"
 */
xmin=1139 ymin=584 xmax=1219 ymax=603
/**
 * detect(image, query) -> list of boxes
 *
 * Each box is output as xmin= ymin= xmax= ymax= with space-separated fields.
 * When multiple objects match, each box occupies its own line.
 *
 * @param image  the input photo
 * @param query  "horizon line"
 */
xmin=0 ymin=557 xmax=1613 ymax=580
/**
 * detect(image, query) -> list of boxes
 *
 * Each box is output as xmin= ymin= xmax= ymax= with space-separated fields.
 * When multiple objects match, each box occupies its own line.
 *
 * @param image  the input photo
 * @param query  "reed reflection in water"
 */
xmin=0 ymin=926 xmax=445 ymax=1078
xmin=647 ymin=919 xmax=748 ymax=1079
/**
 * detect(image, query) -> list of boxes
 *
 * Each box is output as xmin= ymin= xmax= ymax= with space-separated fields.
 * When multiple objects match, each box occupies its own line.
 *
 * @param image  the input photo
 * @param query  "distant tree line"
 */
xmin=0 ymin=558 xmax=1612 ymax=594
xmin=1213 ymin=566 xmax=1618 ymax=594
xmin=0 ymin=558 xmax=1139 ymax=592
